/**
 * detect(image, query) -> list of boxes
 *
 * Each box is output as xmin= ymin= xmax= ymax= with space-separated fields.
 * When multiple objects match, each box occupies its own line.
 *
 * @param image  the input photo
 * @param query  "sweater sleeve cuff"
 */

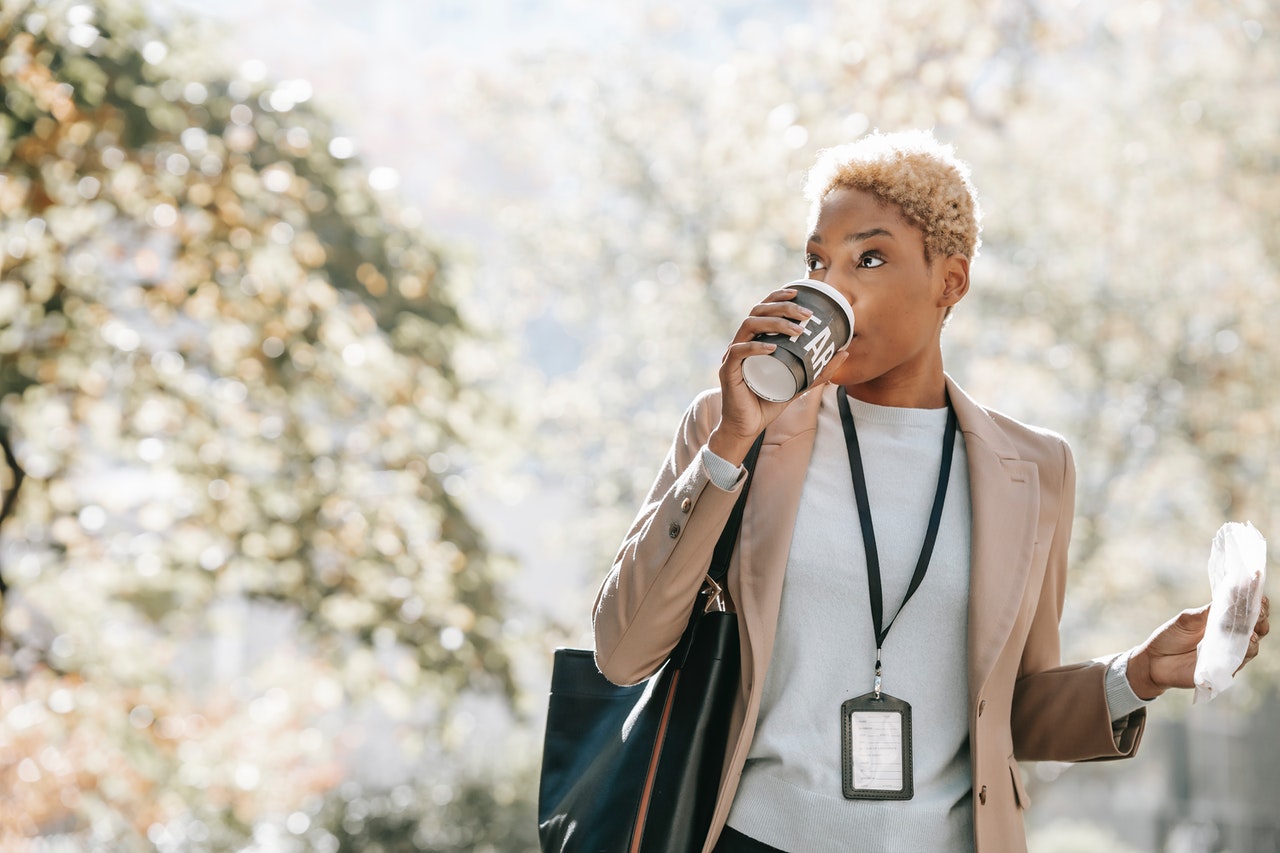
xmin=1103 ymin=650 xmax=1151 ymax=721
xmin=701 ymin=446 xmax=746 ymax=491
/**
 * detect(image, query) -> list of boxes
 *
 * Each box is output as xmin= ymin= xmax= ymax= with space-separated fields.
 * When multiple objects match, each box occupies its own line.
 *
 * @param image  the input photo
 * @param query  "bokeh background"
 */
xmin=1 ymin=0 xmax=1277 ymax=850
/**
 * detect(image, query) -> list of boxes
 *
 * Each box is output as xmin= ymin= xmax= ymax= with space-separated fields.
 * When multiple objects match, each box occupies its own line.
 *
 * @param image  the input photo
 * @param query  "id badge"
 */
xmin=840 ymin=691 xmax=913 ymax=800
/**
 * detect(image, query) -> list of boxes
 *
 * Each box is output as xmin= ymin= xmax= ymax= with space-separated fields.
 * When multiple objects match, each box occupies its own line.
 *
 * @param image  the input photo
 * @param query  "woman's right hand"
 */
xmin=707 ymin=286 xmax=848 ymax=465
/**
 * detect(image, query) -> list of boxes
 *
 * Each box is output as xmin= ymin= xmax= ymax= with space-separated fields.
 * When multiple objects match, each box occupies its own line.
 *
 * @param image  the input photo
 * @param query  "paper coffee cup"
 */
xmin=742 ymin=279 xmax=854 ymax=402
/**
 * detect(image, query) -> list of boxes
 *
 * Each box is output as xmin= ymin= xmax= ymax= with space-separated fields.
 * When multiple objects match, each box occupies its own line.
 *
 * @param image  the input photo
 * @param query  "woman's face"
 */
xmin=803 ymin=186 xmax=967 ymax=398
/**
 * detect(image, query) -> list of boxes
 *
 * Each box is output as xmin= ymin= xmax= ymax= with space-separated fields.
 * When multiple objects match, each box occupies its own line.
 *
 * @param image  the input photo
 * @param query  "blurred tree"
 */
xmin=0 ymin=0 xmax=528 ymax=849
xmin=4 ymin=0 xmax=1276 ymax=848
xmin=462 ymin=0 xmax=1280 ymax=667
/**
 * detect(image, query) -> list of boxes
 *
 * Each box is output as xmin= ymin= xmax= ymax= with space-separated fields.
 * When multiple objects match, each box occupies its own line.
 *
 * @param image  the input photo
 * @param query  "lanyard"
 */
xmin=837 ymin=387 xmax=958 ymax=697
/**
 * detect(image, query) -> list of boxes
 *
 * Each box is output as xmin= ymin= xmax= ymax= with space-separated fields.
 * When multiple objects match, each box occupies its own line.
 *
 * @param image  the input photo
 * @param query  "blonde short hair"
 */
xmin=804 ymin=130 xmax=982 ymax=263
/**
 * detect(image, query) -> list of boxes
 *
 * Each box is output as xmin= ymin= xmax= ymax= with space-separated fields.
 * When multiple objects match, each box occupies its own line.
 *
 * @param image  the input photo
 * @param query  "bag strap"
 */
xmin=707 ymin=431 xmax=765 ymax=585
xmin=670 ymin=432 xmax=765 ymax=667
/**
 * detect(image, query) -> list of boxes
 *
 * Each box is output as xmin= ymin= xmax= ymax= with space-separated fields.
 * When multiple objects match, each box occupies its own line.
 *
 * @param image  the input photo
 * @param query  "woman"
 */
xmin=592 ymin=130 xmax=1270 ymax=853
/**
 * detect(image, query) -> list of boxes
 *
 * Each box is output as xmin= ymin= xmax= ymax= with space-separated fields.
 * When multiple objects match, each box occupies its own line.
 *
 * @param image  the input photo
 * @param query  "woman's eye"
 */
xmin=859 ymin=253 xmax=885 ymax=268
xmin=805 ymin=254 xmax=827 ymax=271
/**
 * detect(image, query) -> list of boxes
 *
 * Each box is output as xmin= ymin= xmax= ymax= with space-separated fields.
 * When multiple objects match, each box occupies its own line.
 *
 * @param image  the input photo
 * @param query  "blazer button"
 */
xmin=978 ymin=785 xmax=987 ymax=805
xmin=978 ymin=700 xmax=986 ymax=716
xmin=668 ymin=522 xmax=681 ymax=538
xmin=680 ymin=497 xmax=692 ymax=513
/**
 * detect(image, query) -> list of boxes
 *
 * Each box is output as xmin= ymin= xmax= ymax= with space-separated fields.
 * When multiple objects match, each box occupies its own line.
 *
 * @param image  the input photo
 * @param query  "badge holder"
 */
xmin=840 ymin=690 xmax=913 ymax=800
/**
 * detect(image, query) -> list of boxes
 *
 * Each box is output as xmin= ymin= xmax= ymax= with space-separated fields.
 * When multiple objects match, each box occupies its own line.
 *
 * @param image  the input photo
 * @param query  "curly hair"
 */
xmin=804 ymin=130 xmax=982 ymax=263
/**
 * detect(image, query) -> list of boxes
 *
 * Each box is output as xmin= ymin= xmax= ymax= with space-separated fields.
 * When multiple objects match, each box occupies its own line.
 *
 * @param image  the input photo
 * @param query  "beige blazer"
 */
xmin=593 ymin=375 xmax=1145 ymax=853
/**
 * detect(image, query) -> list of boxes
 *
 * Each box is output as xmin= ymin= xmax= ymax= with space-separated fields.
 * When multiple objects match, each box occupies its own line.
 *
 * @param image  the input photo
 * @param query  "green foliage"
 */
xmin=308 ymin=772 xmax=537 ymax=853
xmin=0 ymin=0 xmax=524 ymax=846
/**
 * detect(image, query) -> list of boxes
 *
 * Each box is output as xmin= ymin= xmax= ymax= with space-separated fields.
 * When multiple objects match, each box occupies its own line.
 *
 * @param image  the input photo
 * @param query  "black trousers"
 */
xmin=713 ymin=825 xmax=789 ymax=853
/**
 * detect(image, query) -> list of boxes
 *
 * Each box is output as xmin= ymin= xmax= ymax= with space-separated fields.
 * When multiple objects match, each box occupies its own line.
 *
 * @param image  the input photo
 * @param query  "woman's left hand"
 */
xmin=1125 ymin=595 xmax=1270 ymax=700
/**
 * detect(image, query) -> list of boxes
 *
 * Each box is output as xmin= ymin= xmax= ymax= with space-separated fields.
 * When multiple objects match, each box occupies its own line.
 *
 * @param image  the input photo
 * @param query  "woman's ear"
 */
xmin=938 ymin=255 xmax=970 ymax=307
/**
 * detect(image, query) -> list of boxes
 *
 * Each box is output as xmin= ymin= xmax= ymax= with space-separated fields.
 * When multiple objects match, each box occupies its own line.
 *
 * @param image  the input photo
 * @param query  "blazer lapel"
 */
xmin=947 ymin=378 xmax=1041 ymax=704
xmin=729 ymin=386 xmax=824 ymax=694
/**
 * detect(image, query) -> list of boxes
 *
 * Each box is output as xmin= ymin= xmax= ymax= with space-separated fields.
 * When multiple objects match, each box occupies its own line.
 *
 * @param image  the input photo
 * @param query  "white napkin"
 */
xmin=1193 ymin=522 xmax=1267 ymax=703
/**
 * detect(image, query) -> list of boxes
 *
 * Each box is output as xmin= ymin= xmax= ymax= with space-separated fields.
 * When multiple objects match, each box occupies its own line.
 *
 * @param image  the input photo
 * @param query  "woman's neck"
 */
xmin=842 ymin=370 xmax=948 ymax=409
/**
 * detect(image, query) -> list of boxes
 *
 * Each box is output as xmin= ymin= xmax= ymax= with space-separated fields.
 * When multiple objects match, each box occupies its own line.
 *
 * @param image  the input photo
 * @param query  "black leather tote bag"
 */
xmin=538 ymin=436 xmax=763 ymax=853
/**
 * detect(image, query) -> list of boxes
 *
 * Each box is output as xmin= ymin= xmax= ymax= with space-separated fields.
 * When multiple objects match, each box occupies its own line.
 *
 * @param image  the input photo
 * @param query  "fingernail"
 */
xmin=798 ymin=306 xmax=814 ymax=316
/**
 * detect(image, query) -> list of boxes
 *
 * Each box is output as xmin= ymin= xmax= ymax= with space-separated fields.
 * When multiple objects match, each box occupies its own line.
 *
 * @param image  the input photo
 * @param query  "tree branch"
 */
xmin=0 ymin=426 xmax=25 ymax=597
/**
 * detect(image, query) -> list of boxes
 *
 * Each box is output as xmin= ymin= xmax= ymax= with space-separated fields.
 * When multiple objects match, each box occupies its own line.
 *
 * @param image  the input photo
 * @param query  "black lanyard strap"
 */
xmin=837 ymin=388 xmax=958 ymax=693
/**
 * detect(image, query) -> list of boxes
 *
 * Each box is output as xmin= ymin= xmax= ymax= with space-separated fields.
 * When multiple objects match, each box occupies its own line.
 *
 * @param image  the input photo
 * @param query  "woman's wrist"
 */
xmin=706 ymin=427 xmax=754 ymax=467
xmin=1124 ymin=647 xmax=1167 ymax=701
